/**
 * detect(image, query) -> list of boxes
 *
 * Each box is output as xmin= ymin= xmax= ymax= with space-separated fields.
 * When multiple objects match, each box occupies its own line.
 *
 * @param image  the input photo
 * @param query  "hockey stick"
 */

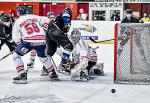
xmin=94 ymin=46 xmax=99 ymax=50
xmin=51 ymin=57 xmax=70 ymax=75
xmin=51 ymin=57 xmax=59 ymax=74
xmin=89 ymin=37 xmax=114 ymax=43
xmin=0 ymin=52 xmax=12 ymax=62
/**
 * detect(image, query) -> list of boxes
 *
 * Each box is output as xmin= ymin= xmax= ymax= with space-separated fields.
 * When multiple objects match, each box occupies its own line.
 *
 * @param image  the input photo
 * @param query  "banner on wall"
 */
xmin=90 ymin=3 xmax=123 ymax=8
xmin=22 ymin=0 xmax=75 ymax=2
xmin=89 ymin=2 xmax=123 ymax=21
xmin=76 ymin=0 xmax=123 ymax=2
xmin=124 ymin=0 xmax=150 ymax=3
xmin=68 ymin=20 xmax=120 ymax=41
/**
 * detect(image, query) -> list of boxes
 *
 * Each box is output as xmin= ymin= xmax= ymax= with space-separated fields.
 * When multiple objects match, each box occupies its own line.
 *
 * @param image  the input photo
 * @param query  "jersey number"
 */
xmin=24 ymin=22 xmax=40 ymax=34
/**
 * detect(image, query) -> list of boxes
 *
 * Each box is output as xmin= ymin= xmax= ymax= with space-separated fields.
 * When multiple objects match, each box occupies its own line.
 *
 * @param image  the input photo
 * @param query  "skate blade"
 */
xmin=49 ymin=78 xmax=60 ymax=81
xmin=41 ymin=73 xmax=48 ymax=76
xmin=80 ymin=76 xmax=89 ymax=82
xmin=13 ymin=80 xmax=27 ymax=84
xmin=73 ymin=78 xmax=89 ymax=82
xmin=81 ymin=78 xmax=89 ymax=82
xmin=49 ymin=75 xmax=60 ymax=81
xmin=57 ymin=70 xmax=70 ymax=75
xmin=27 ymin=66 xmax=33 ymax=69
xmin=90 ymin=72 xmax=104 ymax=76
xmin=71 ymin=77 xmax=89 ymax=82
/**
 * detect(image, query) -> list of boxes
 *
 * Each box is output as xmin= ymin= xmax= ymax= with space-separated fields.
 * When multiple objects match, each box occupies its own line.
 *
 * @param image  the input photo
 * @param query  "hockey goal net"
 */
xmin=114 ymin=23 xmax=150 ymax=84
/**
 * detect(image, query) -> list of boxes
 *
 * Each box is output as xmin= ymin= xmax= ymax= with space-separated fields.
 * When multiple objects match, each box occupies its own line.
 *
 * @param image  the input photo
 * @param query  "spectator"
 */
xmin=141 ymin=13 xmax=150 ymax=22
xmin=122 ymin=9 xmax=143 ymax=23
xmin=119 ymin=9 xmax=146 ymax=65
xmin=0 ymin=11 xmax=4 ymax=17
xmin=77 ymin=8 xmax=88 ymax=20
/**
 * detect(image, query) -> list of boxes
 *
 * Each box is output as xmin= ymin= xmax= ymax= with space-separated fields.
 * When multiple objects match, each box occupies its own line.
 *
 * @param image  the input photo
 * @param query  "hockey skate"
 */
xmin=57 ymin=63 xmax=71 ymax=75
xmin=41 ymin=66 xmax=49 ymax=76
xmin=27 ymin=62 xmax=34 ymax=68
xmin=13 ymin=72 xmax=27 ymax=84
xmin=49 ymin=70 xmax=59 ymax=80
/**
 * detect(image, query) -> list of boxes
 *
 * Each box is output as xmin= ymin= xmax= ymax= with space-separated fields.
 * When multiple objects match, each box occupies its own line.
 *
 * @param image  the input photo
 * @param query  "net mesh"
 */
xmin=114 ymin=23 xmax=150 ymax=84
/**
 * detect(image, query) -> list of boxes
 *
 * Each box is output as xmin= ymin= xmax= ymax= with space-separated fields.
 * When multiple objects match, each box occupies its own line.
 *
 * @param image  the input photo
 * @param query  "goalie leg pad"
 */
xmin=71 ymin=66 xmax=89 ymax=81
xmin=71 ymin=68 xmax=81 ymax=81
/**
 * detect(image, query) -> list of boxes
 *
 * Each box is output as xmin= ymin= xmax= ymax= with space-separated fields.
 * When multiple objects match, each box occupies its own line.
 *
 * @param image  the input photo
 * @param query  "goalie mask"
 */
xmin=71 ymin=28 xmax=81 ymax=44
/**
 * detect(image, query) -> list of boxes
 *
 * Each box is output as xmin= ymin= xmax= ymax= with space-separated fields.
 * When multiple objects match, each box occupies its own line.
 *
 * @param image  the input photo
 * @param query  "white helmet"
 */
xmin=71 ymin=28 xmax=81 ymax=43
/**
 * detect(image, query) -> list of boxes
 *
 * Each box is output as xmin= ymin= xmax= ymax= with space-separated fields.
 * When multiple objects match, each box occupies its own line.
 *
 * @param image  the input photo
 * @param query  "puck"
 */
xmin=111 ymin=89 xmax=116 ymax=93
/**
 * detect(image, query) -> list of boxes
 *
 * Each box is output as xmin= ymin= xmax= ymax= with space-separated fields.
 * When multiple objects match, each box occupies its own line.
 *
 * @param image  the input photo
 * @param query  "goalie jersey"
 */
xmin=71 ymin=38 xmax=98 ymax=64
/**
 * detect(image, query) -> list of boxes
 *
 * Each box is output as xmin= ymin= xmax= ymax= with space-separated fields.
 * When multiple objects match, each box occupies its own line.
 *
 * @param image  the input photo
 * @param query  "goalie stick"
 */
xmin=89 ymin=37 xmax=114 ymax=43
xmin=0 ymin=52 xmax=12 ymax=62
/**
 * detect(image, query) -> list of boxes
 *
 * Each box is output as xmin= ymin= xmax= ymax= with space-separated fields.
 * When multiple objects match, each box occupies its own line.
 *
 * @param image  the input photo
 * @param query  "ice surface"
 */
xmin=0 ymin=44 xmax=150 ymax=103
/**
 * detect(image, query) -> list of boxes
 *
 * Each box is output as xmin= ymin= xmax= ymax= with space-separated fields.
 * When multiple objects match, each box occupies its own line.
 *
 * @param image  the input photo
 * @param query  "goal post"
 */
xmin=114 ymin=23 xmax=150 ymax=84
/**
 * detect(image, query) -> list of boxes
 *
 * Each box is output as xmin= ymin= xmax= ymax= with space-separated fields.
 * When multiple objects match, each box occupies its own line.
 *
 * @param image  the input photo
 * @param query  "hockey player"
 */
xmin=0 ymin=13 xmax=16 ymax=52
xmin=46 ymin=8 xmax=74 ymax=74
xmin=27 ymin=12 xmax=55 ymax=68
xmin=12 ymin=6 xmax=58 ymax=84
xmin=68 ymin=28 xmax=104 ymax=81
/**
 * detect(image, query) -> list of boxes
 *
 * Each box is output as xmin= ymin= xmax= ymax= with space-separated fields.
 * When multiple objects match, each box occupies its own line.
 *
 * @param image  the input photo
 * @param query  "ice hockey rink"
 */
xmin=0 ymin=43 xmax=150 ymax=103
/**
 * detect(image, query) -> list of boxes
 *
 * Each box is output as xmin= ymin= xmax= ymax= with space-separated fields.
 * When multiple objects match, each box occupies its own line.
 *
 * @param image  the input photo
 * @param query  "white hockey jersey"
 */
xmin=12 ymin=14 xmax=50 ymax=43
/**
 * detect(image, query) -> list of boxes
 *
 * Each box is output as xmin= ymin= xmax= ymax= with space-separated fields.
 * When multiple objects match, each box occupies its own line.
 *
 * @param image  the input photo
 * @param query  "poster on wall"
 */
xmin=89 ymin=2 xmax=123 ymax=21
xmin=110 ymin=10 xmax=120 ymax=21
xmin=92 ymin=10 xmax=106 ymax=21
xmin=69 ymin=20 xmax=121 ymax=41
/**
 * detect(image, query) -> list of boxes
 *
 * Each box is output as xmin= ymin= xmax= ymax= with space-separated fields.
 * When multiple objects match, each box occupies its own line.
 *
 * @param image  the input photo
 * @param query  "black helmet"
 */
xmin=17 ymin=6 xmax=27 ymax=15
xmin=0 ymin=14 xmax=11 ymax=22
xmin=126 ymin=9 xmax=133 ymax=14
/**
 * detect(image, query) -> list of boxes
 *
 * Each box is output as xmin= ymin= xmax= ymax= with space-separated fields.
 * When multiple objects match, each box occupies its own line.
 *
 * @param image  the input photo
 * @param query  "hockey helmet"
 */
xmin=62 ymin=8 xmax=72 ymax=21
xmin=17 ymin=6 xmax=27 ymax=15
xmin=0 ymin=14 xmax=11 ymax=22
xmin=71 ymin=28 xmax=81 ymax=43
xmin=63 ymin=8 xmax=72 ymax=15
xmin=47 ymin=12 xmax=55 ymax=18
